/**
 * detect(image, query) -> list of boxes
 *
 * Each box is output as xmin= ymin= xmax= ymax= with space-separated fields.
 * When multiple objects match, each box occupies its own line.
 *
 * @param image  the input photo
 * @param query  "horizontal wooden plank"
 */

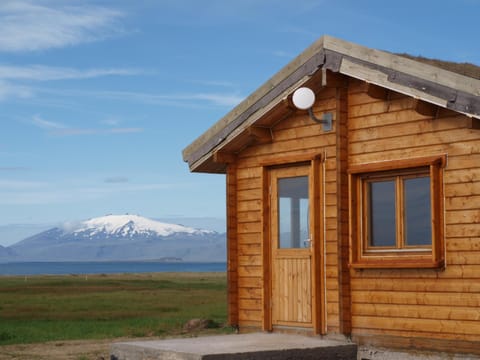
xmin=238 ymin=298 xmax=262 ymax=311
xmin=237 ymin=200 xmax=261 ymax=212
xmin=349 ymin=127 xmax=480 ymax=155
xmin=445 ymin=169 xmax=480 ymax=184
xmin=352 ymin=303 xmax=480 ymax=322
xmin=237 ymin=177 xmax=261 ymax=190
xmin=325 ymin=265 xmax=339 ymax=278
xmin=446 ymin=238 xmax=480 ymax=251
xmin=446 ymin=250 xmax=480 ymax=265
xmin=238 ymin=255 xmax=262 ymax=267
xmin=350 ymin=264 xmax=480 ymax=279
xmin=326 ymin=291 xmax=339 ymax=303
xmin=349 ymin=97 xmax=418 ymax=118
xmin=237 ymin=233 xmax=262 ymax=245
xmin=326 ymin=278 xmax=339 ymax=291
xmin=237 ymin=146 xmax=335 ymax=169
xmin=238 ymin=287 xmax=262 ymax=299
xmin=446 ymin=195 xmax=480 ymax=211
xmin=348 ymin=91 xmax=386 ymax=107
xmin=237 ymin=210 xmax=261 ymax=224
xmin=447 ymin=153 xmax=480 ymax=170
xmin=351 ymin=290 xmax=480 ymax=307
xmin=236 ymin=167 xmax=262 ymax=180
xmin=237 ymin=188 xmax=262 ymax=201
xmin=327 ymin=303 xmax=339 ymax=315
xmin=238 ymin=277 xmax=262 ymax=289
xmin=240 ymin=134 xmax=337 ymax=159
xmin=351 ymin=277 xmax=480 ymax=293
xmin=237 ymin=223 xmax=261 ymax=235
xmin=325 ymin=242 xmax=338 ymax=254
xmin=445 ymin=181 xmax=480 ymax=197
xmin=325 ymin=253 xmax=338 ymax=266
xmin=238 ymin=309 xmax=262 ymax=322
xmin=238 ymin=243 xmax=261 ymax=256
xmin=352 ymin=315 xmax=480 ymax=336
xmin=348 ymin=140 xmax=480 ymax=167
xmin=349 ymin=108 xmax=464 ymax=131
xmin=349 ymin=116 xmax=463 ymax=144
xmin=238 ymin=265 xmax=262 ymax=278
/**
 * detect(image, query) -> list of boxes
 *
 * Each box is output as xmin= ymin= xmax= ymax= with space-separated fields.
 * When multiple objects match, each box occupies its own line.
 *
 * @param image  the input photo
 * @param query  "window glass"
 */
xmin=278 ymin=176 xmax=309 ymax=248
xmin=368 ymin=180 xmax=396 ymax=247
xmin=404 ymin=176 xmax=432 ymax=246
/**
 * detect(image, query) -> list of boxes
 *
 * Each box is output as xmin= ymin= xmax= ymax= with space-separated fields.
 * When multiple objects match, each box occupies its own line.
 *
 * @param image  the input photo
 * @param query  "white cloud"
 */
xmin=0 ymin=80 xmax=33 ymax=100
xmin=51 ymin=127 xmax=143 ymax=136
xmin=0 ymin=65 xmax=141 ymax=81
xmin=31 ymin=115 xmax=66 ymax=129
xmin=48 ymin=89 xmax=245 ymax=108
xmin=190 ymin=93 xmax=244 ymax=107
xmin=30 ymin=115 xmax=143 ymax=136
xmin=0 ymin=65 xmax=141 ymax=102
xmin=0 ymin=181 xmax=178 ymax=205
xmin=101 ymin=119 xmax=120 ymax=126
xmin=0 ymin=1 xmax=125 ymax=52
xmin=0 ymin=179 xmax=47 ymax=190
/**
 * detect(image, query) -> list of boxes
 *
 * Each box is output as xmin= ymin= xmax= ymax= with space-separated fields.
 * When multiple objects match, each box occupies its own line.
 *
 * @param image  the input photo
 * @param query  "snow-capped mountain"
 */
xmin=70 ymin=214 xmax=214 ymax=239
xmin=6 ymin=215 xmax=226 ymax=262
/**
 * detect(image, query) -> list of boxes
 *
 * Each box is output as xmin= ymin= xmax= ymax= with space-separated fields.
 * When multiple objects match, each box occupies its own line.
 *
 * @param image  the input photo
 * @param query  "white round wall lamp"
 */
xmin=291 ymin=87 xmax=333 ymax=132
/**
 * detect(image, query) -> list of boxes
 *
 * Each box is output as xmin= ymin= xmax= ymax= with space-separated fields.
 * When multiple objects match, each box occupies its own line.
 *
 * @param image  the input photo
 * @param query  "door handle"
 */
xmin=303 ymin=239 xmax=312 ymax=248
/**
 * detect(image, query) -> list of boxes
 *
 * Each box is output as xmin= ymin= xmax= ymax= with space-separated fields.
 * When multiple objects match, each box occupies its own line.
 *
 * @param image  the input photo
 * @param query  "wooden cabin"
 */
xmin=182 ymin=36 xmax=480 ymax=355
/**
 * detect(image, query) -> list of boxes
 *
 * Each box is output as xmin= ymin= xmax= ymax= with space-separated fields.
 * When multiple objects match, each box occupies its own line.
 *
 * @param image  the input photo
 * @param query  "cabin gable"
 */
xmin=184 ymin=36 xmax=480 ymax=355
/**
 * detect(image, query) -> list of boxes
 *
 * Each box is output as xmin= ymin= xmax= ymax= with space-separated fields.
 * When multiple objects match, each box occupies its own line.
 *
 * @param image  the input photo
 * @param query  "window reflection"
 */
xmin=368 ymin=180 xmax=396 ymax=247
xmin=278 ymin=176 xmax=309 ymax=248
xmin=404 ymin=177 xmax=432 ymax=246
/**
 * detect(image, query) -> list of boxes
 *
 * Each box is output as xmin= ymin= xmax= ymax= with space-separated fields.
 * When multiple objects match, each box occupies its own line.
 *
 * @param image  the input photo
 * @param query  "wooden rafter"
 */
xmin=247 ymin=127 xmax=272 ymax=144
xmin=367 ymin=83 xmax=389 ymax=100
xmin=414 ymin=98 xmax=438 ymax=117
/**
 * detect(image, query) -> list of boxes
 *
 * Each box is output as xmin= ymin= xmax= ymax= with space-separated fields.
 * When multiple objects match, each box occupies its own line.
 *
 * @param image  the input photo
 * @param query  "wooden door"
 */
xmin=269 ymin=165 xmax=316 ymax=329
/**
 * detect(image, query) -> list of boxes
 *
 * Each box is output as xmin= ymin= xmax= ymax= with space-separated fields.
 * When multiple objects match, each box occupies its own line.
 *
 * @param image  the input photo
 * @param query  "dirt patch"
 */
xmin=0 ymin=338 xmax=141 ymax=360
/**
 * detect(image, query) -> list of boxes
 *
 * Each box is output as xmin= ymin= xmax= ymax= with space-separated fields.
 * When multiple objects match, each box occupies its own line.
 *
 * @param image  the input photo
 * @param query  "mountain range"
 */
xmin=0 ymin=215 xmax=226 ymax=263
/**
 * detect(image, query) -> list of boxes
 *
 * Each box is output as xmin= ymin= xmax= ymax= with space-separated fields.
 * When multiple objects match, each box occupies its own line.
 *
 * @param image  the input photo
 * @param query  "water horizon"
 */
xmin=0 ymin=261 xmax=227 ymax=276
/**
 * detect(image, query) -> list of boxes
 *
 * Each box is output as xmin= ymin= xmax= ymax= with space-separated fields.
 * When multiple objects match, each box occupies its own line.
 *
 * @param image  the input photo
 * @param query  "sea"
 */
xmin=0 ymin=261 xmax=227 ymax=276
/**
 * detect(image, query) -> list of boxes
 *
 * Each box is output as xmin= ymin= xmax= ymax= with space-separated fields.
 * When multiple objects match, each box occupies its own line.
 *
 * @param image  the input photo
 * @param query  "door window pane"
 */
xmin=404 ymin=177 xmax=432 ymax=246
xmin=368 ymin=180 xmax=396 ymax=247
xmin=278 ymin=176 xmax=309 ymax=248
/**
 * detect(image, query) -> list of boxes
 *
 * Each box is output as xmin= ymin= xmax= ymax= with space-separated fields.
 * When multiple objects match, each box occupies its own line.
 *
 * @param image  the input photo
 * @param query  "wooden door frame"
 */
xmin=261 ymin=154 xmax=325 ymax=334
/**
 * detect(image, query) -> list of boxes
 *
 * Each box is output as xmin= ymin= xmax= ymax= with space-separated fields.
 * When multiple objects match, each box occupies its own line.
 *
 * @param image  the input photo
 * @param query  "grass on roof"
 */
xmin=397 ymin=53 xmax=480 ymax=80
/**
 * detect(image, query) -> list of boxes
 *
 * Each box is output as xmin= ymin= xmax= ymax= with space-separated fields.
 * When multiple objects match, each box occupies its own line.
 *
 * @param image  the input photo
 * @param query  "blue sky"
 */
xmin=1 ymin=0 xmax=479 ymax=245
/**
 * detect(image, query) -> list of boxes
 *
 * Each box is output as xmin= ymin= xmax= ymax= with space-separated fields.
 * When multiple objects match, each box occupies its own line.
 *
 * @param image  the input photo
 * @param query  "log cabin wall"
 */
xmin=231 ymin=80 xmax=343 ymax=333
xmin=347 ymin=78 xmax=480 ymax=353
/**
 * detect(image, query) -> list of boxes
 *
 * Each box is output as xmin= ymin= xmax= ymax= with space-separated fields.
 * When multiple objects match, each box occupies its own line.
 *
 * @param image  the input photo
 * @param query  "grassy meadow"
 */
xmin=0 ymin=272 xmax=229 ymax=345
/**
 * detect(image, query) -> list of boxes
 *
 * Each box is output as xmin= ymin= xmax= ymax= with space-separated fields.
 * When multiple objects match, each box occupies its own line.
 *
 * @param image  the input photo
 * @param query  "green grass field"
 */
xmin=0 ymin=272 xmax=229 ymax=345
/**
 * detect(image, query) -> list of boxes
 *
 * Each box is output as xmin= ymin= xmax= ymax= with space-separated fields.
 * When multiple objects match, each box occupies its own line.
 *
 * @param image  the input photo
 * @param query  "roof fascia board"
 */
xmin=332 ymin=53 xmax=480 ymax=118
xmin=322 ymin=35 xmax=480 ymax=96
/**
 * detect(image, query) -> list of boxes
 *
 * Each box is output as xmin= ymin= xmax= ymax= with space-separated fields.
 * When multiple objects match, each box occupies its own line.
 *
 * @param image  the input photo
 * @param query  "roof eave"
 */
xmin=183 ymin=35 xmax=480 ymax=173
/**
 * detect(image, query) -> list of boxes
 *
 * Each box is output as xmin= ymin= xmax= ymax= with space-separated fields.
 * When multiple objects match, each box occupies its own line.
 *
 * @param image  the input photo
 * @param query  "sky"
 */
xmin=1 ymin=0 xmax=479 ymax=245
